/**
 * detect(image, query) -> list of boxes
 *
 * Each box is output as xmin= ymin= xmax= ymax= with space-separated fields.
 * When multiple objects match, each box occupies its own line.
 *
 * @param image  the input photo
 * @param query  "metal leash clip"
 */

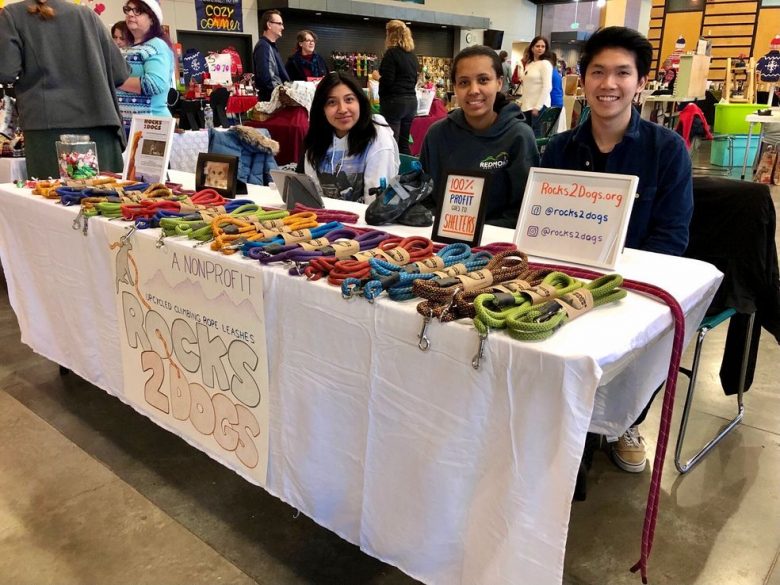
xmin=341 ymin=278 xmax=367 ymax=300
xmin=193 ymin=237 xmax=214 ymax=248
xmin=417 ymin=307 xmax=433 ymax=351
xmin=287 ymin=261 xmax=308 ymax=276
xmin=438 ymin=286 xmax=462 ymax=322
xmin=224 ymin=238 xmax=248 ymax=251
xmin=119 ymin=225 xmax=136 ymax=247
xmin=533 ymin=301 xmax=562 ymax=323
xmin=155 ymin=231 xmax=167 ymax=249
xmin=71 ymin=208 xmax=84 ymax=231
xmin=472 ymin=330 xmax=488 ymax=370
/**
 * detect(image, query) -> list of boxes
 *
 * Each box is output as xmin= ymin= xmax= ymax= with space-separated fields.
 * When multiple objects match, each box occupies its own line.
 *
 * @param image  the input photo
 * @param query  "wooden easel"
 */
xmin=724 ymin=57 xmax=755 ymax=103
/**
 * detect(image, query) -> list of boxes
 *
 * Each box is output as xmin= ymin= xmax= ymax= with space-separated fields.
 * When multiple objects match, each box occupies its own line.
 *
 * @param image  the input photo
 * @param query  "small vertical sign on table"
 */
xmin=430 ymin=170 xmax=491 ymax=247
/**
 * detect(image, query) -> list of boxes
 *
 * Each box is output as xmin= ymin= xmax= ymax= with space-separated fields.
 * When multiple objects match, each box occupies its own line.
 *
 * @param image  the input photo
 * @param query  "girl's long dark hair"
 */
xmin=304 ymin=72 xmax=378 ymax=170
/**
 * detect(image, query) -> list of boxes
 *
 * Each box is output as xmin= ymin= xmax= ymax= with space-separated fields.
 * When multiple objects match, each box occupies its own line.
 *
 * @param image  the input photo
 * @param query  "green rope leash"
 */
xmin=505 ymin=274 xmax=627 ymax=341
xmin=472 ymin=271 xmax=582 ymax=335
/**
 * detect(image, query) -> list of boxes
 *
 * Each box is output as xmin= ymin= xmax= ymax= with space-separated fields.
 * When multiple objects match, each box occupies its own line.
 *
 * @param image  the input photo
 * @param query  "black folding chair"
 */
xmin=675 ymin=177 xmax=778 ymax=473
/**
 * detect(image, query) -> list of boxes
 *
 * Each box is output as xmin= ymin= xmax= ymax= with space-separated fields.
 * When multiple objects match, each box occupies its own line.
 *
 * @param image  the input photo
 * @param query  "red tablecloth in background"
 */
xmin=244 ymin=106 xmax=309 ymax=166
xmin=409 ymin=98 xmax=448 ymax=156
xmin=227 ymin=95 xmax=259 ymax=114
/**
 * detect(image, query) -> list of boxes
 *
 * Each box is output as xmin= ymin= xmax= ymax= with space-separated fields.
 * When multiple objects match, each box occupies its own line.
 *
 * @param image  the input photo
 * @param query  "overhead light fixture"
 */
xmin=315 ymin=11 xmax=322 ymax=15
xmin=363 ymin=17 xmax=369 ymax=20
xmin=596 ymin=0 xmax=606 ymax=7
xmin=405 ymin=21 xmax=411 ymax=25
xmin=441 ymin=25 xmax=446 ymax=28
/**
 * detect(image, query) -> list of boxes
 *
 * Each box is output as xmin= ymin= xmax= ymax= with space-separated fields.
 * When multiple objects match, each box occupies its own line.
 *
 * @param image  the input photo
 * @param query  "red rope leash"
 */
xmin=304 ymin=237 xmax=403 ymax=281
xmin=327 ymin=236 xmax=434 ymax=286
xmin=529 ymin=262 xmax=685 ymax=585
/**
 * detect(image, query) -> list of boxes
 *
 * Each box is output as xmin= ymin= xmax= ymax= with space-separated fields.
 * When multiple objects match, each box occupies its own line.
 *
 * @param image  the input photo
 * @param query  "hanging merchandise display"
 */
xmin=331 ymin=52 xmax=377 ymax=78
xmin=182 ymin=48 xmax=209 ymax=85
xmin=221 ymin=45 xmax=244 ymax=77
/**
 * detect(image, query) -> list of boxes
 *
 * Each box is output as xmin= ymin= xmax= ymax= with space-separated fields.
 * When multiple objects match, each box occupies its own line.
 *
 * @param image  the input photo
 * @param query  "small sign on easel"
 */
xmin=430 ymin=170 xmax=491 ymax=247
xmin=122 ymin=115 xmax=175 ymax=184
xmin=513 ymin=167 xmax=638 ymax=269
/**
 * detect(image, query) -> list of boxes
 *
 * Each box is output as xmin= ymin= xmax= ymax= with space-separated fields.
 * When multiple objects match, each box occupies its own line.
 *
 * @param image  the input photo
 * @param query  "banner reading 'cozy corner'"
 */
xmin=106 ymin=222 xmax=269 ymax=485
xmin=195 ymin=0 xmax=243 ymax=32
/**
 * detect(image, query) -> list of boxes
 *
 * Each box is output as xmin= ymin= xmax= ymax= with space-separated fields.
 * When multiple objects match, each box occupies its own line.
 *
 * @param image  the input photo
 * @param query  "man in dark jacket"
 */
xmin=542 ymin=26 xmax=693 ymax=473
xmin=253 ymin=9 xmax=290 ymax=101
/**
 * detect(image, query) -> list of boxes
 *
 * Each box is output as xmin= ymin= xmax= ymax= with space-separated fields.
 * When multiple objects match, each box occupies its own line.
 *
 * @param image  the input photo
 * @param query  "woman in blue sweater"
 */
xmin=117 ymin=0 xmax=173 ymax=131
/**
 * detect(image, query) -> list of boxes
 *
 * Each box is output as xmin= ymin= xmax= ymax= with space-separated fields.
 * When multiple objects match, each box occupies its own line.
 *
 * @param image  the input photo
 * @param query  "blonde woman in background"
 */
xmin=379 ymin=19 xmax=419 ymax=155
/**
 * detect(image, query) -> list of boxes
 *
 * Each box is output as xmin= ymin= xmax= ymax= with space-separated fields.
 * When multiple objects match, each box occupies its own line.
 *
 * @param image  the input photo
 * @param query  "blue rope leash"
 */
xmin=342 ymin=244 xmax=490 ymax=302
xmin=241 ymin=221 xmax=344 ymax=255
xmin=386 ymin=251 xmax=493 ymax=301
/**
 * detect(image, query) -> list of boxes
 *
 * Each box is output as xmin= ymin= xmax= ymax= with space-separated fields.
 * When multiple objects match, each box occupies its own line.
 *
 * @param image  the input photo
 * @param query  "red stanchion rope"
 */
xmin=529 ymin=262 xmax=685 ymax=585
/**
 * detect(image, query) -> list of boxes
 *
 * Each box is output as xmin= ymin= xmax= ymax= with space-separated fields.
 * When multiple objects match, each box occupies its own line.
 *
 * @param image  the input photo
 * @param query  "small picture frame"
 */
xmin=430 ymin=169 xmax=491 ymax=247
xmin=196 ymin=153 xmax=238 ymax=199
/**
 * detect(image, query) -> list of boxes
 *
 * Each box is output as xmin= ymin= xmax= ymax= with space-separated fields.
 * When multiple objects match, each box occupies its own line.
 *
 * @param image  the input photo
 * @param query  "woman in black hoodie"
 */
xmin=420 ymin=45 xmax=539 ymax=228
xmin=378 ymin=20 xmax=419 ymax=155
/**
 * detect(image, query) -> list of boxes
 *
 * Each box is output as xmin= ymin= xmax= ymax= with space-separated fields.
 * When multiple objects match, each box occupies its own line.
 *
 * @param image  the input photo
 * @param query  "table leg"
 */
xmin=741 ymin=122 xmax=755 ymax=180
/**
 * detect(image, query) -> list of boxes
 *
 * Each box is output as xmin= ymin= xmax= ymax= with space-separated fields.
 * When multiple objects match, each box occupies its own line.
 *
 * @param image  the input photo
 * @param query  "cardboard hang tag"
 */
xmin=491 ymin=279 xmax=532 ymax=294
xmin=554 ymin=288 xmax=595 ymax=321
xmin=298 ymin=237 xmax=331 ymax=251
xmin=261 ymin=219 xmax=287 ymax=230
xmin=331 ymin=240 xmax=361 ymax=259
xmin=410 ymin=256 xmax=446 ymax=274
xmin=432 ymin=262 xmax=469 ymax=278
xmin=280 ymin=229 xmax=313 ymax=244
xmin=375 ymin=247 xmax=412 ymax=266
xmin=455 ymin=269 xmax=494 ymax=293
xmin=524 ymin=282 xmax=559 ymax=305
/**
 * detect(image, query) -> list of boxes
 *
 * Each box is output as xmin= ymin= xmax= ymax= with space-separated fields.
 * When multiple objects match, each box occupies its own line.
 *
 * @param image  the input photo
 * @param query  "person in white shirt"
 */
xmin=303 ymin=72 xmax=399 ymax=204
xmin=520 ymin=35 xmax=553 ymax=137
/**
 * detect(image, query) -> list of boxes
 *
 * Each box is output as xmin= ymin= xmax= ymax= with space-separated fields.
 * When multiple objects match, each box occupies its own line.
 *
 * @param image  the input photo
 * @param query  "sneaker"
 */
xmin=364 ymin=168 xmax=434 ymax=226
xmin=611 ymin=426 xmax=647 ymax=473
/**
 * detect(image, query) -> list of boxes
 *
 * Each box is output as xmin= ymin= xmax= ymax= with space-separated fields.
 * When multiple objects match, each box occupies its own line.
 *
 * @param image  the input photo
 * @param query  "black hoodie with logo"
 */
xmin=420 ymin=101 xmax=539 ymax=228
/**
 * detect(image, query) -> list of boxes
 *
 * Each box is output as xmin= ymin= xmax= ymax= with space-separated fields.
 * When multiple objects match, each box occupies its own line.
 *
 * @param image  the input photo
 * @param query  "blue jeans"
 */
xmin=523 ymin=107 xmax=546 ymax=138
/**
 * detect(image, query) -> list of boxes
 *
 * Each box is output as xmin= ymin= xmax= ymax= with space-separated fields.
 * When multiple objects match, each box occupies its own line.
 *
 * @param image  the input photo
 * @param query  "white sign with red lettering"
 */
xmin=514 ymin=167 xmax=637 ymax=269
xmin=206 ymin=53 xmax=233 ymax=86
xmin=435 ymin=174 xmax=486 ymax=244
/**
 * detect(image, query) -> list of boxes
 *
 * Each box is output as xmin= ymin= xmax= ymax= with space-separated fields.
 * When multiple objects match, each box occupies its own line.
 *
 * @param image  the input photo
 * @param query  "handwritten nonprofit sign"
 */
xmin=106 ymin=224 xmax=270 ymax=486
xmin=514 ymin=167 xmax=637 ymax=269
xmin=431 ymin=171 xmax=490 ymax=247
xmin=195 ymin=0 xmax=243 ymax=32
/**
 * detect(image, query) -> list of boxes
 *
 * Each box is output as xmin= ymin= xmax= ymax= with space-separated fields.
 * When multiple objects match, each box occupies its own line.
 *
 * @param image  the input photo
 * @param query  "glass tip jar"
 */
xmin=56 ymin=134 xmax=100 ymax=181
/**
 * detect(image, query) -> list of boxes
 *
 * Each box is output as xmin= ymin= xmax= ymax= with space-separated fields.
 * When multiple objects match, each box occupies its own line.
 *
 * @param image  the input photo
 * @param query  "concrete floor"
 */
xmin=0 ymin=176 xmax=778 ymax=585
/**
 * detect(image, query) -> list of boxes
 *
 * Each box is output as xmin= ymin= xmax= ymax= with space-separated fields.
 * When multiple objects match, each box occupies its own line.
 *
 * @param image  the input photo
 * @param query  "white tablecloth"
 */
xmin=0 ymin=178 xmax=722 ymax=585
xmin=0 ymin=157 xmax=27 ymax=183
